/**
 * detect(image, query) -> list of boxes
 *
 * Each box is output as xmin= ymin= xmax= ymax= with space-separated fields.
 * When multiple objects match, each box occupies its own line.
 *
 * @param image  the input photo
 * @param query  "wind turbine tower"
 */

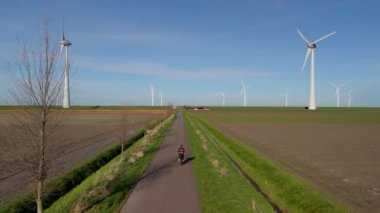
xmin=149 ymin=85 xmax=154 ymax=106
xmin=330 ymin=82 xmax=348 ymax=107
xmin=281 ymin=89 xmax=289 ymax=107
xmin=346 ymin=90 xmax=353 ymax=108
xmin=241 ymin=81 xmax=251 ymax=107
xmin=159 ymin=89 xmax=163 ymax=107
xmin=61 ymin=24 xmax=72 ymax=109
xmin=297 ymin=29 xmax=336 ymax=110
xmin=220 ymin=92 xmax=225 ymax=107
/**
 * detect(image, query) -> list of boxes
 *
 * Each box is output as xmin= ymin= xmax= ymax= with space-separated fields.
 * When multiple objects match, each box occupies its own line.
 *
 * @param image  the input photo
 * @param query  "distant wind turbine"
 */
xmin=281 ymin=89 xmax=289 ymax=107
xmin=220 ymin=92 xmax=225 ymax=107
xmin=61 ymin=22 xmax=72 ymax=109
xmin=346 ymin=89 xmax=353 ymax=108
xmin=241 ymin=81 xmax=251 ymax=107
xmin=159 ymin=89 xmax=163 ymax=107
xmin=297 ymin=29 xmax=337 ymax=110
xmin=149 ymin=85 xmax=154 ymax=106
xmin=330 ymin=82 xmax=349 ymax=107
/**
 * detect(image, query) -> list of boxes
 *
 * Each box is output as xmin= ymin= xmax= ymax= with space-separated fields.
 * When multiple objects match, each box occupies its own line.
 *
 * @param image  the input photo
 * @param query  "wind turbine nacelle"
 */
xmin=307 ymin=43 xmax=317 ymax=49
xmin=61 ymin=40 xmax=72 ymax=46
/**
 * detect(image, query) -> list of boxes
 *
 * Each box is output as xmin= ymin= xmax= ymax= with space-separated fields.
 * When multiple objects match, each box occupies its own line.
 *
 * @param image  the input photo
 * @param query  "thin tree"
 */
xmin=6 ymin=18 xmax=64 ymax=213
xmin=118 ymin=114 xmax=128 ymax=163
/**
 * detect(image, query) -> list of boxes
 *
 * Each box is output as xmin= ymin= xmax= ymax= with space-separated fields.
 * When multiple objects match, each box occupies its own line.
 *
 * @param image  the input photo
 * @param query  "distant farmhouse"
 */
xmin=194 ymin=106 xmax=210 ymax=111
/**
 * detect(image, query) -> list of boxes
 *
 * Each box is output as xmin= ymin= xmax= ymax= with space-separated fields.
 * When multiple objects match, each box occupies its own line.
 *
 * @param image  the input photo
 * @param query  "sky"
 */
xmin=0 ymin=0 xmax=379 ymax=107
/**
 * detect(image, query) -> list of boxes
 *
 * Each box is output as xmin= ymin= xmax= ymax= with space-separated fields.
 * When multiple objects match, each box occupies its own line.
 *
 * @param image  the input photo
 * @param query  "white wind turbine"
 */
xmin=149 ymin=85 xmax=154 ymax=106
xmin=281 ymin=89 xmax=289 ymax=107
xmin=330 ymin=82 xmax=349 ymax=107
xmin=346 ymin=89 xmax=353 ymax=108
xmin=61 ymin=23 xmax=72 ymax=109
xmin=241 ymin=81 xmax=251 ymax=107
xmin=159 ymin=89 xmax=163 ymax=107
xmin=297 ymin=29 xmax=337 ymax=110
xmin=220 ymin=92 xmax=225 ymax=107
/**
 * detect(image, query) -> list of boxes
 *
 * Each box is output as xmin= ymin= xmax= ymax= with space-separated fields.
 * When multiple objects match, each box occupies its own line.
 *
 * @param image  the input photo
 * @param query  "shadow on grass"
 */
xmin=182 ymin=156 xmax=195 ymax=165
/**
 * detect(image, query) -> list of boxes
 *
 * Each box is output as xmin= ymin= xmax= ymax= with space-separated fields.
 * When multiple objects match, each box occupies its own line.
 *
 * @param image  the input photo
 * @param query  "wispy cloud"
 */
xmin=78 ymin=58 xmax=277 ymax=79
xmin=76 ymin=57 xmax=278 ymax=80
xmin=73 ymin=29 xmax=193 ymax=46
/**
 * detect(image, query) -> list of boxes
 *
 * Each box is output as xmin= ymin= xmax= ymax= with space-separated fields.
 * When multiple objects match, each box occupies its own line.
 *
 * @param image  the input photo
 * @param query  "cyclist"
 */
xmin=177 ymin=144 xmax=185 ymax=165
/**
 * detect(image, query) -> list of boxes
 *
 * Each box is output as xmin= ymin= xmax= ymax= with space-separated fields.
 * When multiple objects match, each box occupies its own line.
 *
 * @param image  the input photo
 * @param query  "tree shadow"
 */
xmin=138 ymin=157 xmax=178 ymax=181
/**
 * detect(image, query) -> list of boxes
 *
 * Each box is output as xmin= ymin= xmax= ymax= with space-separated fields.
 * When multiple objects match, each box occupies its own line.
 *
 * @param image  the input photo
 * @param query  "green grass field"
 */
xmin=193 ymin=107 xmax=380 ymax=124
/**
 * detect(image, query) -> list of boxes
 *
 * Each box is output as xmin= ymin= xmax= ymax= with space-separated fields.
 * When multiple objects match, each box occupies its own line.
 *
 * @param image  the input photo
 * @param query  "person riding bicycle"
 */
xmin=177 ymin=144 xmax=185 ymax=165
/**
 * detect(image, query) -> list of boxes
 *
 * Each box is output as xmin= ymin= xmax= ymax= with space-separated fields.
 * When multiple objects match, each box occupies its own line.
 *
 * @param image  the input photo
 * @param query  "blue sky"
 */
xmin=1 ymin=0 xmax=379 ymax=106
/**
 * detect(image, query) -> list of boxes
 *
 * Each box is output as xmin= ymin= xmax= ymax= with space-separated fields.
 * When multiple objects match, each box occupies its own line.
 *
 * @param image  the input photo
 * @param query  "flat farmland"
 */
xmin=0 ymin=109 xmax=169 ymax=202
xmin=192 ymin=108 xmax=380 ymax=212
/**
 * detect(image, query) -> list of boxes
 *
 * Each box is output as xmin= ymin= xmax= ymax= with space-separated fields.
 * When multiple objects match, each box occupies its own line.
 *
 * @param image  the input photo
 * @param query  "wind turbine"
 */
xmin=220 ymin=92 xmax=225 ymax=107
xmin=346 ymin=89 xmax=353 ymax=108
xmin=241 ymin=81 xmax=251 ymax=107
xmin=281 ymin=89 xmax=289 ymax=107
xmin=330 ymin=82 xmax=349 ymax=107
xmin=297 ymin=29 xmax=337 ymax=110
xmin=61 ymin=22 xmax=72 ymax=109
xmin=159 ymin=89 xmax=163 ymax=107
xmin=149 ymin=85 xmax=154 ymax=106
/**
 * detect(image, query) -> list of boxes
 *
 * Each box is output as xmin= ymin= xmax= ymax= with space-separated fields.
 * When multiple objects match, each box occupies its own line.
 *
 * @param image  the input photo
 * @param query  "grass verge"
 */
xmin=184 ymin=113 xmax=274 ymax=213
xmin=45 ymin=115 xmax=175 ymax=212
xmin=0 ymin=116 xmax=168 ymax=213
xmin=188 ymin=112 xmax=347 ymax=212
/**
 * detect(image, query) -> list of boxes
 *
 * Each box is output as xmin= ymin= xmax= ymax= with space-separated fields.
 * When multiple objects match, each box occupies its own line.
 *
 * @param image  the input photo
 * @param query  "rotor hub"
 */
xmin=307 ymin=43 xmax=316 ymax=49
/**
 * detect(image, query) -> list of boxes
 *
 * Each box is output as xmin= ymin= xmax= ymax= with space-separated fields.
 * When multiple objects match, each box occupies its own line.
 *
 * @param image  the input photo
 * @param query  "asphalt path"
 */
xmin=120 ymin=113 xmax=201 ymax=213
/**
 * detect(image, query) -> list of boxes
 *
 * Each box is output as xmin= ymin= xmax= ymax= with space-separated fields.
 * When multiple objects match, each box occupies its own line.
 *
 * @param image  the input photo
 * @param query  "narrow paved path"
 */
xmin=120 ymin=113 xmax=201 ymax=213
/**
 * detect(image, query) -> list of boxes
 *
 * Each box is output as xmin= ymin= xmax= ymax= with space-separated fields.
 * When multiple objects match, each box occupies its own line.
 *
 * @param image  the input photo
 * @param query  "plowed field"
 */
xmin=193 ymin=109 xmax=380 ymax=212
xmin=0 ymin=109 xmax=169 ymax=202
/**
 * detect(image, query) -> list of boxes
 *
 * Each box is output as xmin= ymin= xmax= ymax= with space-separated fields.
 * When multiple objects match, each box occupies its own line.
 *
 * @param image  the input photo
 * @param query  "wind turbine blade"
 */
xmin=301 ymin=49 xmax=311 ymax=72
xmin=330 ymin=82 xmax=337 ymax=88
xmin=60 ymin=45 xmax=64 ymax=55
xmin=297 ymin=29 xmax=309 ymax=44
xmin=338 ymin=81 xmax=350 ymax=87
xmin=312 ymin=31 xmax=337 ymax=44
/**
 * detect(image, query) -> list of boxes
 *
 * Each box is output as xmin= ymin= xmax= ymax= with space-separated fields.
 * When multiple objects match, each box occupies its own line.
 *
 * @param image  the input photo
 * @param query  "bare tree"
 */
xmin=5 ymin=18 xmax=64 ymax=213
xmin=118 ymin=114 xmax=128 ymax=163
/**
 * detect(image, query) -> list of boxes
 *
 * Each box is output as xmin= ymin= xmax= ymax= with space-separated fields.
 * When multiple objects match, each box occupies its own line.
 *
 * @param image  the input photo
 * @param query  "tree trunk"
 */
xmin=37 ymin=123 xmax=46 ymax=213
xmin=36 ymin=179 xmax=43 ymax=213
xmin=120 ymin=134 xmax=124 ymax=163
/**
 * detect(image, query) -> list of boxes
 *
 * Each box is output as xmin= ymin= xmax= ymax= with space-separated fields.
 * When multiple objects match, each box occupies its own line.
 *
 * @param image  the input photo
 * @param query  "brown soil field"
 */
xmin=0 ymin=109 xmax=169 ymax=202
xmin=216 ymin=123 xmax=380 ymax=212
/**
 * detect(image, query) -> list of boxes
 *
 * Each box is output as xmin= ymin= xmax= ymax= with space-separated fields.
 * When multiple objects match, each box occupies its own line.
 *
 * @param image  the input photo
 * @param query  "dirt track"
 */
xmin=217 ymin=123 xmax=380 ymax=212
xmin=120 ymin=113 xmax=201 ymax=213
